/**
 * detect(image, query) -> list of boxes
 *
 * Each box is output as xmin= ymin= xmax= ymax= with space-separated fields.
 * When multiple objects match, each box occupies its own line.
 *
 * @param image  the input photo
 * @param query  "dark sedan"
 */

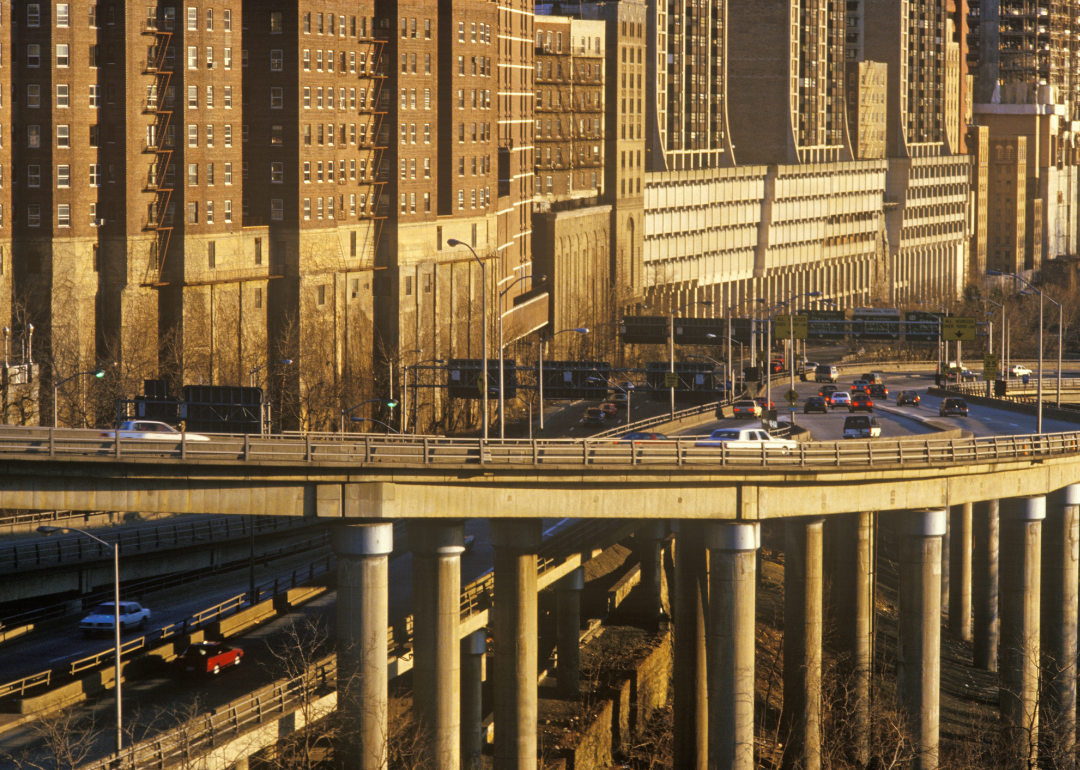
xmin=849 ymin=393 xmax=874 ymax=412
xmin=939 ymin=397 xmax=969 ymax=417
xmin=896 ymin=390 xmax=920 ymax=406
xmin=583 ymin=407 xmax=606 ymax=425
xmin=803 ymin=396 xmax=829 ymax=414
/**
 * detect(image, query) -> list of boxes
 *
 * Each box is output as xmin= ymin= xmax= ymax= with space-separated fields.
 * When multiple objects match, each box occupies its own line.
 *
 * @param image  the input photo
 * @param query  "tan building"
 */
xmin=967 ymin=124 xmax=989 ymax=282
xmin=847 ymin=61 xmax=887 ymax=160
xmin=986 ymin=136 xmax=1027 ymax=274
xmin=533 ymin=15 xmax=605 ymax=210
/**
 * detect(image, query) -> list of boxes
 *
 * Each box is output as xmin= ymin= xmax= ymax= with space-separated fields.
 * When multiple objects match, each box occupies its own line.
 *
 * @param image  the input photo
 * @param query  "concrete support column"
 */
xmin=491 ymin=519 xmax=542 ymax=770
xmin=1041 ymin=485 xmax=1079 ymax=765
xmin=972 ymin=499 xmax=1000 ymax=671
xmin=832 ymin=512 xmax=874 ymax=767
xmin=556 ymin=567 xmax=584 ymax=699
xmin=999 ymin=495 xmax=1045 ymax=770
xmin=637 ymin=521 xmax=667 ymax=621
xmin=705 ymin=521 xmax=760 ymax=770
xmin=896 ymin=508 xmax=946 ymax=770
xmin=782 ymin=518 xmax=824 ymax=770
xmin=410 ymin=521 xmax=466 ymax=770
xmin=333 ymin=522 xmax=393 ymax=770
xmin=948 ymin=503 xmax=973 ymax=641
xmin=673 ymin=521 xmax=708 ymax=770
xmin=460 ymin=630 xmax=488 ymax=770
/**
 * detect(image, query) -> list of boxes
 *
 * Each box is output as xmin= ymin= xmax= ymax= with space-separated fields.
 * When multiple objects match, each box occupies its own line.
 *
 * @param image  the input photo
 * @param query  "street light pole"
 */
xmin=53 ymin=365 xmax=111 ymax=428
xmin=669 ymin=300 xmax=713 ymax=420
xmin=498 ymin=275 xmax=542 ymax=439
xmin=249 ymin=359 xmax=293 ymax=435
xmin=447 ymin=239 xmax=487 ymax=439
xmin=537 ymin=327 xmax=589 ymax=432
xmin=991 ymin=271 xmax=1051 ymax=433
xmin=405 ymin=359 xmax=445 ymax=434
xmin=37 ymin=526 xmax=122 ymax=756
xmin=397 ymin=349 xmax=421 ymax=434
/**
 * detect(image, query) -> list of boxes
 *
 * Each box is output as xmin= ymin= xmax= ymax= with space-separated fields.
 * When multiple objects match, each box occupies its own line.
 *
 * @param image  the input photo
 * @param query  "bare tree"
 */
xmin=3 ymin=705 xmax=103 ymax=770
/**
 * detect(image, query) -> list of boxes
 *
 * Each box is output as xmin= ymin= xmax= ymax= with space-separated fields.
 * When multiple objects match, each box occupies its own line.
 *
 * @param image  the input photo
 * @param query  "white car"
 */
xmin=80 ymin=601 xmax=151 ymax=636
xmin=828 ymin=391 xmax=851 ymax=409
xmin=99 ymin=420 xmax=211 ymax=441
xmin=1009 ymin=365 xmax=1032 ymax=377
xmin=695 ymin=426 xmax=798 ymax=454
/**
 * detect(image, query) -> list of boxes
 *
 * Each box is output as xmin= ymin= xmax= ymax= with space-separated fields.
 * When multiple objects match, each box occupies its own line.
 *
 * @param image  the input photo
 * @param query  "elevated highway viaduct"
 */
xmin=2 ymin=426 xmax=1080 ymax=770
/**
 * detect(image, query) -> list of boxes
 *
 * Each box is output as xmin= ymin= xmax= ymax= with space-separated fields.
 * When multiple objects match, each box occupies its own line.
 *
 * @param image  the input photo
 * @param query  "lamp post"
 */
xmin=669 ymin=300 xmax=713 ymax=420
xmin=498 ymin=274 xmax=543 ymax=439
xmin=984 ymin=298 xmax=1006 ymax=380
xmin=447 ymin=239 xmax=488 ymax=439
xmin=249 ymin=358 xmax=293 ymax=436
xmin=37 ymin=526 xmax=122 ymax=756
xmin=918 ymin=300 xmax=948 ymax=377
xmin=341 ymin=398 xmax=397 ymax=433
xmin=537 ymin=327 xmax=589 ymax=431
xmin=53 ymin=364 xmax=111 ymax=428
xmin=991 ymin=271 xmax=1049 ymax=433
xmin=404 ymin=358 xmax=446 ymax=434
xmin=783 ymin=293 xmax=824 ymax=424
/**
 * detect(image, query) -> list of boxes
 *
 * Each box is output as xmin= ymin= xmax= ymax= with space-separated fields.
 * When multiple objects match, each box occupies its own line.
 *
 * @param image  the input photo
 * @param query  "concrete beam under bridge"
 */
xmin=1 ymin=457 xmax=1079 ymax=521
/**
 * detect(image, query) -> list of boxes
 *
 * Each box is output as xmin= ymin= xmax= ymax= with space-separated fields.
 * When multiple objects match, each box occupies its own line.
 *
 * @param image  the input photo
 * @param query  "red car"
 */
xmin=754 ymin=397 xmax=775 ymax=410
xmin=600 ymin=402 xmax=618 ymax=418
xmin=176 ymin=642 xmax=244 ymax=676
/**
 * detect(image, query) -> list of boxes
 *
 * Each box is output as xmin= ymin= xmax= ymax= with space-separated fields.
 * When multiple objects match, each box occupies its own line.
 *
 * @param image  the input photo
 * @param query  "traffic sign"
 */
xmin=983 ymin=354 xmax=999 ymax=381
xmin=664 ymin=372 xmax=679 ymax=388
xmin=942 ymin=317 xmax=976 ymax=341
xmin=785 ymin=389 xmax=799 ymax=404
xmin=774 ymin=315 xmax=808 ymax=340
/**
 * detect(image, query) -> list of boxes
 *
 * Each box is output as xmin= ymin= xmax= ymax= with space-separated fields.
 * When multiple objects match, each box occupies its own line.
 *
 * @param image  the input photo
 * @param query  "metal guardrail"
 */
xmin=0 ymin=533 xmax=332 ymax=633
xmin=1 ymin=424 xmax=1077 ymax=470
xmin=0 ymin=514 xmax=316 ymax=574
xmin=0 ymin=554 xmax=334 ymax=702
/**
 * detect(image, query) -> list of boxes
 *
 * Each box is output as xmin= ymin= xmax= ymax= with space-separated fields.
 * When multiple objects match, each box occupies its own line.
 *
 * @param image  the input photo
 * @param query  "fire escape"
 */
xmin=356 ymin=33 xmax=388 ymax=265
xmin=142 ymin=14 xmax=176 ymax=286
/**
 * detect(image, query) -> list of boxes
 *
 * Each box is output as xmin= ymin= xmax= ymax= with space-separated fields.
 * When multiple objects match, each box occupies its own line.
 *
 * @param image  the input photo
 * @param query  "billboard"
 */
xmin=852 ymin=307 xmax=901 ymax=340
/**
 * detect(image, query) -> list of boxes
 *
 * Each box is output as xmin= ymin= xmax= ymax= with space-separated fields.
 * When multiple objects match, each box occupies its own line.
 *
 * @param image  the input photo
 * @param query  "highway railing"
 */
xmin=1 ymin=425 xmax=1078 ymax=470
xmin=0 ymin=513 xmax=317 ymax=574
xmin=0 ymin=554 xmax=334 ymax=703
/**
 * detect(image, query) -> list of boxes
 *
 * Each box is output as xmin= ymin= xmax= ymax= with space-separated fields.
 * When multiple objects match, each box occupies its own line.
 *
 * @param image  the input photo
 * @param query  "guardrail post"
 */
xmin=333 ymin=522 xmax=392 ymax=770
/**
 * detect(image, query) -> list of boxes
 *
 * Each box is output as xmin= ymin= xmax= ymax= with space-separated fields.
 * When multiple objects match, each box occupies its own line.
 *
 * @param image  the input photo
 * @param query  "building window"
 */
xmin=224 ymin=10 xmax=231 ymax=31
xmin=303 ymin=199 xmax=311 ymax=219
xmin=27 ymin=85 xmax=40 ymax=108
xmin=187 ymin=85 xmax=197 ymax=108
xmin=56 ymin=125 xmax=70 ymax=147
xmin=28 ymin=205 xmax=41 ymax=227
xmin=28 ymin=125 xmax=41 ymax=147
xmin=27 ymin=44 xmax=40 ymax=67
xmin=224 ymin=200 xmax=232 ymax=222
xmin=188 ymin=124 xmax=197 ymax=146
xmin=224 ymin=87 xmax=232 ymax=108
xmin=271 ymin=125 xmax=283 ymax=145
xmin=206 ymin=86 xmax=213 ymax=108
xmin=271 ymin=199 xmax=283 ymax=220
xmin=270 ymin=12 xmax=283 ymax=33
xmin=206 ymin=201 xmax=214 ymax=224
xmin=187 ymin=6 xmax=197 ymax=30
xmin=57 ymin=165 xmax=70 ymax=187
xmin=187 ymin=202 xmax=198 ymax=223
xmin=187 ymin=163 xmax=198 ymax=185
xmin=27 ymin=5 xmax=40 ymax=27
xmin=207 ymin=241 xmax=216 ymax=269
xmin=28 ymin=166 xmax=40 ymax=187
xmin=206 ymin=125 xmax=213 ymax=146
xmin=88 ymin=85 xmax=100 ymax=107
xmin=224 ymin=163 xmax=232 ymax=184
xmin=270 ymin=162 xmax=283 ymax=182
xmin=187 ymin=46 xmax=197 ymax=68
xmin=224 ymin=124 xmax=232 ymax=145
xmin=57 ymin=204 xmax=70 ymax=227
xmin=317 ymin=285 xmax=326 ymax=305
xmin=271 ymin=50 xmax=283 ymax=70
xmin=89 ymin=164 xmax=101 ymax=186
xmin=270 ymin=87 xmax=283 ymax=108
xmin=56 ymin=44 xmax=70 ymax=67
xmin=224 ymin=48 xmax=232 ymax=68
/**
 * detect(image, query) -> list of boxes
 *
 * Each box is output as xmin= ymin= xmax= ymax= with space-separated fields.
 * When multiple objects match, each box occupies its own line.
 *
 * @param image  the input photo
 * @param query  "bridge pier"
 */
xmin=333 ymin=521 xmax=393 ymax=770
xmin=706 ymin=521 xmax=759 ymax=770
xmin=972 ymin=498 xmax=1000 ymax=671
xmin=556 ymin=567 xmax=584 ymax=698
xmin=673 ymin=520 xmax=708 ymax=770
xmin=948 ymin=502 xmax=973 ymax=641
xmin=460 ymin=630 xmax=488 ymax=770
xmin=1041 ymin=485 xmax=1079 ymax=766
xmin=410 ymin=521 xmax=467 ymax=770
xmin=832 ymin=512 xmax=873 ymax=768
xmin=782 ymin=518 xmax=823 ymax=770
xmin=999 ymin=495 xmax=1045 ymax=769
xmin=491 ymin=519 xmax=542 ymax=770
xmin=636 ymin=521 xmax=667 ymax=622
xmin=896 ymin=508 xmax=945 ymax=770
